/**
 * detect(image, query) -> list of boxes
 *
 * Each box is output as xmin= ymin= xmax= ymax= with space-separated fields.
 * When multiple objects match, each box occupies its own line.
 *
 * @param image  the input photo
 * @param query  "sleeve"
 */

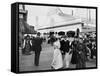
xmin=30 ymin=40 xmax=32 ymax=46
xmin=56 ymin=40 xmax=61 ymax=49
xmin=23 ymin=39 xmax=26 ymax=48
xmin=86 ymin=46 xmax=91 ymax=55
xmin=70 ymin=41 xmax=74 ymax=49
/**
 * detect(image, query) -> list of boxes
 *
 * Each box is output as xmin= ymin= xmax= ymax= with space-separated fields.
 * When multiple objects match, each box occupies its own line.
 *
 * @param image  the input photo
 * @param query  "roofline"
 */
xmin=14 ymin=2 xmax=97 ymax=9
xmin=37 ymin=22 xmax=83 ymax=30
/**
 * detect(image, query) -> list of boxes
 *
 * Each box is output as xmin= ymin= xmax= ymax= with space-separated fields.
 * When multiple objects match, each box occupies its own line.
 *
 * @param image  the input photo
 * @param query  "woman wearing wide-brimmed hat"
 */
xmin=23 ymin=34 xmax=32 ymax=55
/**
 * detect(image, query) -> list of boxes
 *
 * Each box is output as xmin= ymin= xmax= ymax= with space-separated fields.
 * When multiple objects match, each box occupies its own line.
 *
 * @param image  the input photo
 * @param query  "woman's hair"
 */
xmin=53 ymin=38 xmax=58 ymax=42
xmin=53 ymin=39 xmax=60 ymax=49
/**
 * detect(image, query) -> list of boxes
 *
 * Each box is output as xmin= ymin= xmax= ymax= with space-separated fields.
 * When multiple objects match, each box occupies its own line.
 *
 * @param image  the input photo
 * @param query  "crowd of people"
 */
xmin=20 ymin=31 xmax=96 ymax=69
xmin=50 ymin=31 xmax=96 ymax=69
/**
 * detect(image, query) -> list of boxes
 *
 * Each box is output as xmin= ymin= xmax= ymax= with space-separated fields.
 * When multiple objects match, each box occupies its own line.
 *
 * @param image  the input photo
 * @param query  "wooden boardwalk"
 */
xmin=19 ymin=42 xmax=96 ymax=72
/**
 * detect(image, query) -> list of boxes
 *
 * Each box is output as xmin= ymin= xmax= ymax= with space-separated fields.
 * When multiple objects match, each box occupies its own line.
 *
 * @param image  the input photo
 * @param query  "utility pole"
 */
xmin=87 ymin=9 xmax=91 ymax=26
xmin=72 ymin=9 xmax=74 ymax=16
xmin=35 ymin=16 xmax=39 ymax=30
xmin=89 ymin=9 xmax=91 ymax=23
xmin=87 ymin=8 xmax=89 ymax=26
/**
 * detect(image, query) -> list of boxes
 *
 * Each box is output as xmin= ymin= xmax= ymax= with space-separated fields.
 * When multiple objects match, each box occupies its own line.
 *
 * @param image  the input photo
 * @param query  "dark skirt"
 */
xmin=76 ymin=52 xmax=86 ymax=68
xmin=22 ymin=43 xmax=31 ymax=55
xmin=71 ymin=51 xmax=78 ymax=64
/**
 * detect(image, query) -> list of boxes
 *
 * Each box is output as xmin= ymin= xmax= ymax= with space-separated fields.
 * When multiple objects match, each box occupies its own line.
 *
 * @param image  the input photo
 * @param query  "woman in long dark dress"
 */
xmin=71 ymin=37 xmax=79 ymax=64
xmin=23 ymin=35 xmax=32 ymax=55
xmin=76 ymin=38 xmax=87 ymax=68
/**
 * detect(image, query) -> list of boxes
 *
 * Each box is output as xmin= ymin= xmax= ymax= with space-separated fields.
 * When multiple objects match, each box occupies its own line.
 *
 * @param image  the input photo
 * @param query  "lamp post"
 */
xmin=72 ymin=9 xmax=74 ymax=16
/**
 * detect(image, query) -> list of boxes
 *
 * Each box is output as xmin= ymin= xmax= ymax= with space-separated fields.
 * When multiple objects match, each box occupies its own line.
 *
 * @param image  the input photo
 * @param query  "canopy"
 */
xmin=58 ymin=31 xmax=65 ymax=35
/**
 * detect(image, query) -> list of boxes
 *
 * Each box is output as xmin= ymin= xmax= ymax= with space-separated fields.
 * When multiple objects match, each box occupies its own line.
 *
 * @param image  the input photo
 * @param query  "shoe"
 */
xmin=35 ymin=64 xmax=39 ymax=66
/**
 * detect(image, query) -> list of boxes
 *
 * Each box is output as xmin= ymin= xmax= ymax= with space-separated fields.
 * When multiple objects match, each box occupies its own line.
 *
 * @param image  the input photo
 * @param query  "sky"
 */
xmin=23 ymin=5 xmax=96 ymax=28
xmin=25 ymin=5 xmax=57 ymax=26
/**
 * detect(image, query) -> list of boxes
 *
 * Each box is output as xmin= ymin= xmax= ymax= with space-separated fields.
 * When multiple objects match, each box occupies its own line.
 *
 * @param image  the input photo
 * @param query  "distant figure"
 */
xmin=34 ymin=32 xmax=43 ymax=66
xmin=91 ymin=42 xmax=96 ymax=59
xmin=48 ymin=34 xmax=57 ymax=46
xmin=51 ymin=39 xmax=63 ymax=69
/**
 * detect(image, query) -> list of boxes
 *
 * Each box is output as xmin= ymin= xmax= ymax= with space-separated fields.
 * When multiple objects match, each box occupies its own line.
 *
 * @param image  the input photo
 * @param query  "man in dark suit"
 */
xmin=60 ymin=36 xmax=70 ymax=55
xmin=34 ymin=32 xmax=43 ymax=66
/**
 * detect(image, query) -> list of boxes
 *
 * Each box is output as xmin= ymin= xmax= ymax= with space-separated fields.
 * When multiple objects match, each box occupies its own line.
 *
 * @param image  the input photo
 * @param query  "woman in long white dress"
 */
xmin=51 ymin=39 xmax=63 ymax=69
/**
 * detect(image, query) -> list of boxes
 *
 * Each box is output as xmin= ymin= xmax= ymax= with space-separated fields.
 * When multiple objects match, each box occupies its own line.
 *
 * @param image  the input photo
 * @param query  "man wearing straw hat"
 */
xmin=63 ymin=31 xmax=75 ymax=68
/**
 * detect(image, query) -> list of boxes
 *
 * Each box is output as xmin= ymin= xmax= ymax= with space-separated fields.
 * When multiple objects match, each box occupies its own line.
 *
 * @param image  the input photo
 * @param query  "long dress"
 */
xmin=51 ymin=40 xmax=63 ymax=69
xmin=71 ymin=40 xmax=79 ymax=64
xmin=76 ymin=43 xmax=87 ymax=68
xmin=23 ymin=39 xmax=31 ymax=55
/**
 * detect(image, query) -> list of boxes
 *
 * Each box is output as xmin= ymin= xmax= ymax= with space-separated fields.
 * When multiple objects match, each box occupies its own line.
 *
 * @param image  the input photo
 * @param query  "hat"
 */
xmin=67 ymin=31 xmax=75 ymax=37
xmin=24 ymin=34 xmax=30 ymax=39
xmin=58 ymin=31 xmax=65 ymax=35
xmin=37 ymin=32 xmax=41 ymax=36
